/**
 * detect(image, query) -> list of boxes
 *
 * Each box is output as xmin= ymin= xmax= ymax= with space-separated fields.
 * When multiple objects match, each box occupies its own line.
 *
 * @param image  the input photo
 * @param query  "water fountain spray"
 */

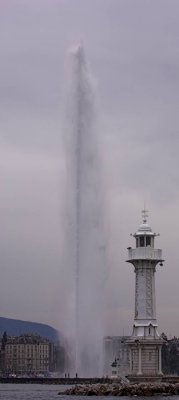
xmin=66 ymin=43 xmax=106 ymax=377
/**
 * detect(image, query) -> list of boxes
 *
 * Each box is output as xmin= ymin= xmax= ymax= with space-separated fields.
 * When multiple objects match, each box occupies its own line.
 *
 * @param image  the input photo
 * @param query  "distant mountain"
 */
xmin=0 ymin=317 xmax=60 ymax=342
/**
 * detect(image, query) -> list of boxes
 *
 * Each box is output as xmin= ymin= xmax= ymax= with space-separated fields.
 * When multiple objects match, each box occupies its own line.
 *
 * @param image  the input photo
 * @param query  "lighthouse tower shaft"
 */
xmin=126 ymin=213 xmax=164 ymax=379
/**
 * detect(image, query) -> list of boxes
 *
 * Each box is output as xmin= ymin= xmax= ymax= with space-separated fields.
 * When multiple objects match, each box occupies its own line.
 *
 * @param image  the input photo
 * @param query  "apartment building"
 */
xmin=4 ymin=334 xmax=52 ymax=375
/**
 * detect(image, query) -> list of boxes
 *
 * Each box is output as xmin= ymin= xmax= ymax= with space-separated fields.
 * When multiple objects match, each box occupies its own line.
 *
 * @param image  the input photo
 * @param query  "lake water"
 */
xmin=0 ymin=384 xmax=179 ymax=400
xmin=0 ymin=384 xmax=66 ymax=400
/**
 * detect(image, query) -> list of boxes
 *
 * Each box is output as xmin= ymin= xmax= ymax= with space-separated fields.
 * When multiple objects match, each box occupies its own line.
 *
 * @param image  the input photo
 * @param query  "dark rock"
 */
xmin=59 ymin=382 xmax=179 ymax=396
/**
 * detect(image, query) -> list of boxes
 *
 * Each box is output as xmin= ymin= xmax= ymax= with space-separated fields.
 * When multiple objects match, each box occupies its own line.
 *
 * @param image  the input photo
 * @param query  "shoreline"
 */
xmin=0 ymin=377 xmax=111 ymax=385
xmin=0 ymin=375 xmax=179 ymax=387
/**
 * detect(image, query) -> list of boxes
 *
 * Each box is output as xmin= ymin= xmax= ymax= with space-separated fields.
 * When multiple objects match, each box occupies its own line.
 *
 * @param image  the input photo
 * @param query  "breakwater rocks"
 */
xmin=59 ymin=382 xmax=179 ymax=396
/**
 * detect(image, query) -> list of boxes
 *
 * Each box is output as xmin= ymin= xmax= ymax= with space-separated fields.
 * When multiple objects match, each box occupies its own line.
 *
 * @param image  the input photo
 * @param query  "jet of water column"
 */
xmin=74 ymin=44 xmax=83 ymax=375
xmin=73 ymin=44 xmax=92 ymax=375
xmin=65 ymin=43 xmax=106 ymax=377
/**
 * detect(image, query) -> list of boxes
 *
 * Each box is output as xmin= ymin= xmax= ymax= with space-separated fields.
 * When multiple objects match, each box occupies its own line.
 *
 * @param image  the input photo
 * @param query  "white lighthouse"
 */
xmin=127 ymin=209 xmax=164 ymax=379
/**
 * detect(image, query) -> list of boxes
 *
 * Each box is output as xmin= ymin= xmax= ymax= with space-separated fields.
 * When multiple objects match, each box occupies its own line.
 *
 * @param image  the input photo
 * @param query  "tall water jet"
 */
xmin=64 ymin=43 xmax=106 ymax=377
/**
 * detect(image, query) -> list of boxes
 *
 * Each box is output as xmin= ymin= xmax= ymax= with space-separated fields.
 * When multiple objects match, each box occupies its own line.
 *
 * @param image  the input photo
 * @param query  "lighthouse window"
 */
xmin=146 ymin=236 xmax=151 ymax=246
xmin=139 ymin=236 xmax=144 ymax=247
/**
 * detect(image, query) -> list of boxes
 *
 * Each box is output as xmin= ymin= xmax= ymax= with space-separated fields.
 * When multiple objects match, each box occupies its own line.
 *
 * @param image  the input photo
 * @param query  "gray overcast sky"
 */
xmin=0 ymin=0 xmax=179 ymax=337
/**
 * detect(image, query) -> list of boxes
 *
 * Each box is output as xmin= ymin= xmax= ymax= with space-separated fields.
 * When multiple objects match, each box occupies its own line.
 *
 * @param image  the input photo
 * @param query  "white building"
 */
xmin=126 ymin=210 xmax=164 ymax=379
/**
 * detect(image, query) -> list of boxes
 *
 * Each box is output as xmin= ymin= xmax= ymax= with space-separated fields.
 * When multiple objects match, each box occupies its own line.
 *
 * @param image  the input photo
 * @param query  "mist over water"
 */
xmin=63 ymin=44 xmax=107 ymax=377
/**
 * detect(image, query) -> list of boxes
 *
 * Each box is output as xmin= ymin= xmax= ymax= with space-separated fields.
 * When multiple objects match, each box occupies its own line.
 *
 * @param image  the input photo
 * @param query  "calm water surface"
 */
xmin=0 ymin=384 xmax=66 ymax=400
xmin=0 ymin=384 xmax=179 ymax=400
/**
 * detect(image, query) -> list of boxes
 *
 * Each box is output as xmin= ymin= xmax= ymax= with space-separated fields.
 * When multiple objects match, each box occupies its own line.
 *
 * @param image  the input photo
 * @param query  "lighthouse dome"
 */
xmin=136 ymin=222 xmax=154 ymax=236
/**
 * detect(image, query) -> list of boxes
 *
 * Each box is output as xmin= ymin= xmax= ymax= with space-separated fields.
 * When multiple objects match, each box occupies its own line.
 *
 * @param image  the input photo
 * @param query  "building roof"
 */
xmin=6 ymin=334 xmax=50 ymax=345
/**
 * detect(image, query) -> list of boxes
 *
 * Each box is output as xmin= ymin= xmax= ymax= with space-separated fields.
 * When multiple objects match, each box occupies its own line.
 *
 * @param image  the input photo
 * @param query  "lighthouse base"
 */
xmin=127 ymin=337 xmax=163 ymax=378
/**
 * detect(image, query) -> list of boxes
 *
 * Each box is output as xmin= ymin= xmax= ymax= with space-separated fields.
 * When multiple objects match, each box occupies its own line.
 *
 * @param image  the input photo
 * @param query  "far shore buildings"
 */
xmin=2 ymin=334 xmax=53 ymax=375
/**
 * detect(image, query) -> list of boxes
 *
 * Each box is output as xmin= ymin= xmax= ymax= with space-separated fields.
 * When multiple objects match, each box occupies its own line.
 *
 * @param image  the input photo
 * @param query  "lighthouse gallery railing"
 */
xmin=128 ymin=247 xmax=162 ymax=260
